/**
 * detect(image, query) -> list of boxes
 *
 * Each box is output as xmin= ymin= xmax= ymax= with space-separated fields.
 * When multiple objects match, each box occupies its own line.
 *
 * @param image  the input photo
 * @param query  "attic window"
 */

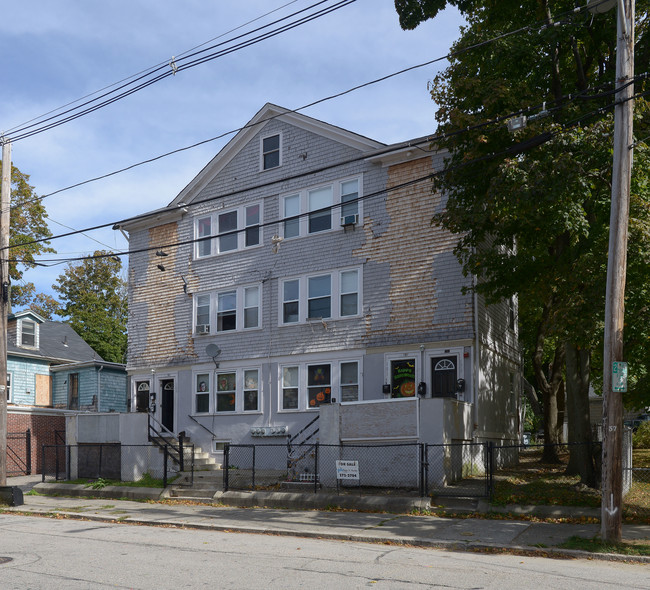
xmin=261 ymin=134 xmax=280 ymax=170
xmin=20 ymin=320 xmax=37 ymax=347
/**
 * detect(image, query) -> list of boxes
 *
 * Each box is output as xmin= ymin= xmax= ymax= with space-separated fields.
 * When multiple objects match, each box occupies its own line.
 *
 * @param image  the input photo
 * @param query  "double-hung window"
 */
xmin=281 ymin=176 xmax=362 ymax=239
xmin=308 ymin=186 xmax=333 ymax=233
xmin=217 ymin=291 xmax=237 ymax=332
xmin=280 ymin=268 xmax=360 ymax=325
xmin=194 ymin=284 xmax=261 ymax=334
xmin=340 ymin=179 xmax=359 ymax=221
xmin=280 ymin=360 xmax=361 ymax=410
xmin=19 ymin=319 xmax=37 ymax=347
xmin=194 ymin=203 xmax=262 ymax=258
xmin=261 ymin=134 xmax=281 ymax=170
xmin=195 ymin=373 xmax=210 ymax=414
xmin=308 ymin=275 xmax=331 ymax=319
xmin=216 ymin=368 xmax=261 ymax=413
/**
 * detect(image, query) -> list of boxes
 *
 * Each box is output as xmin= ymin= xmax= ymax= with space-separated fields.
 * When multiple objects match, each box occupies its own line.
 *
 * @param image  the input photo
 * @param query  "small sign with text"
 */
xmin=336 ymin=460 xmax=359 ymax=480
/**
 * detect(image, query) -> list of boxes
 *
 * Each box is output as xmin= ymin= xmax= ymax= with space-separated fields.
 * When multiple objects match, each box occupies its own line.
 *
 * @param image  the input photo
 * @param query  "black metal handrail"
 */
xmin=188 ymin=414 xmax=219 ymax=439
xmin=148 ymin=413 xmax=184 ymax=472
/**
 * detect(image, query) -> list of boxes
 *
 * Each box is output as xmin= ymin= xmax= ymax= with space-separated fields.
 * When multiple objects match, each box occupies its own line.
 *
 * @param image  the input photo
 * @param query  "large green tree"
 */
xmin=53 ymin=251 xmax=127 ymax=363
xmin=396 ymin=0 xmax=650 ymax=483
xmin=0 ymin=162 xmax=55 ymax=307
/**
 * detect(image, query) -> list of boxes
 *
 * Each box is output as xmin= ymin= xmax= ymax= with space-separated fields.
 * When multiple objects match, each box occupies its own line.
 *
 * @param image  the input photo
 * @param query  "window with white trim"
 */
xmin=195 ymin=373 xmax=210 ymax=414
xmin=6 ymin=373 xmax=11 ymax=402
xmin=215 ymin=368 xmax=260 ymax=413
xmin=194 ymin=284 xmax=261 ymax=335
xmin=340 ymin=361 xmax=359 ymax=402
xmin=280 ymin=269 xmax=360 ymax=325
xmin=281 ymin=176 xmax=362 ymax=238
xmin=279 ymin=360 xmax=361 ymax=411
xmin=194 ymin=203 xmax=262 ymax=258
xmin=18 ymin=319 xmax=38 ymax=348
xmin=261 ymin=134 xmax=281 ymax=170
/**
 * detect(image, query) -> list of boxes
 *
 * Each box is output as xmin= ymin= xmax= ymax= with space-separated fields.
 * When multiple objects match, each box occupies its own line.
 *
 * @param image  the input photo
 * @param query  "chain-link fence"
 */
xmin=426 ymin=442 xmax=489 ymax=497
xmin=41 ymin=443 xmax=194 ymax=487
xmin=225 ymin=442 xmax=455 ymax=496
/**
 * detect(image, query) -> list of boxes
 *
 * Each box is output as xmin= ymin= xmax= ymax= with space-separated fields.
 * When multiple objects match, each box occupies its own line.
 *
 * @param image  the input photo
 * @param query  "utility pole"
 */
xmin=602 ymin=0 xmax=635 ymax=543
xmin=0 ymin=139 xmax=10 ymax=487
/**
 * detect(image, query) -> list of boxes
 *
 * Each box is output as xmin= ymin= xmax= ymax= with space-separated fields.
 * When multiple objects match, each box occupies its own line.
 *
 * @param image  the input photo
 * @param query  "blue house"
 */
xmin=7 ymin=309 xmax=127 ymax=412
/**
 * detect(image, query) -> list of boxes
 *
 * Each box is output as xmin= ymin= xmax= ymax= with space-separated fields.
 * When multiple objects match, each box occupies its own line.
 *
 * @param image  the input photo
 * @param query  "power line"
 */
xmin=8 ymin=85 xmax=642 ymax=267
xmin=8 ymin=9 xmax=632 ymax=217
xmin=7 ymin=0 xmax=357 ymax=143
xmin=3 ymin=0 xmax=304 ymax=136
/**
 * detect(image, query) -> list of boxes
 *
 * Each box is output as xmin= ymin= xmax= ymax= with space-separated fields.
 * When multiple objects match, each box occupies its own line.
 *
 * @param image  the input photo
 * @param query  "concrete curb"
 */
xmin=213 ymin=490 xmax=431 ymax=513
xmin=9 ymin=505 xmax=650 ymax=565
xmin=34 ymin=483 xmax=163 ymax=501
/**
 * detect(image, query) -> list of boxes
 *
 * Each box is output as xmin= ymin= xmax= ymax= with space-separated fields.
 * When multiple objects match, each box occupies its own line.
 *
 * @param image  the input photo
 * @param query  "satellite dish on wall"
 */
xmin=587 ymin=0 xmax=616 ymax=14
xmin=206 ymin=344 xmax=221 ymax=358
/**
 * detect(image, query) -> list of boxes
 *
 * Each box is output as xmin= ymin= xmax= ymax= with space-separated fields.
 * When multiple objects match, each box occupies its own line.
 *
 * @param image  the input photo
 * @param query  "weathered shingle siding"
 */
xmin=126 ymin=122 xmax=475 ymax=373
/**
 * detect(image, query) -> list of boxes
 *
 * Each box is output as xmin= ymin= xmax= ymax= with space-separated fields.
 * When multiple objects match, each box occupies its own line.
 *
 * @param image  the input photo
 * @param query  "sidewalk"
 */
xmin=2 ymin=476 xmax=649 ymax=563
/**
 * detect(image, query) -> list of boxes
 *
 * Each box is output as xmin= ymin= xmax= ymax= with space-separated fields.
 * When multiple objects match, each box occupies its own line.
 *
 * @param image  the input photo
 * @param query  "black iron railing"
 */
xmin=7 ymin=429 xmax=31 ymax=476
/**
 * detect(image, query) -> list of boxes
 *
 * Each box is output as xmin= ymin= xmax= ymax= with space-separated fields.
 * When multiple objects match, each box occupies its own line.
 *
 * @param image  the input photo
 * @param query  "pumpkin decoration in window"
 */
xmin=316 ymin=391 xmax=325 ymax=402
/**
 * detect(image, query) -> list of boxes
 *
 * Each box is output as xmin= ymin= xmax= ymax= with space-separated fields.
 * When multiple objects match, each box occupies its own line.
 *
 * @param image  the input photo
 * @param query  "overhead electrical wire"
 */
xmin=7 ymin=1 xmax=631 ymax=217
xmin=7 ymin=83 xmax=646 ymax=267
xmin=4 ymin=0 xmax=603 ymax=144
xmin=6 ymin=0 xmax=357 ymax=143
xmin=3 ymin=0 xmax=305 ymax=136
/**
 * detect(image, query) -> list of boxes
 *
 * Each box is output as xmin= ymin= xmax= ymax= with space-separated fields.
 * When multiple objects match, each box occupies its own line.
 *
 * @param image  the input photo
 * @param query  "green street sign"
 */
xmin=612 ymin=361 xmax=628 ymax=393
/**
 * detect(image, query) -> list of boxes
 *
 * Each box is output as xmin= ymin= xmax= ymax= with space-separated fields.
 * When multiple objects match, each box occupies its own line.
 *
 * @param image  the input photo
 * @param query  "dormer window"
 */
xmin=20 ymin=319 xmax=37 ymax=348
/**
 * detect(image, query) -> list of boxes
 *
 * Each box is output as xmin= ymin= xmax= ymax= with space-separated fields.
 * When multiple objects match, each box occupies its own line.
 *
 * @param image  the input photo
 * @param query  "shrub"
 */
xmin=633 ymin=421 xmax=650 ymax=449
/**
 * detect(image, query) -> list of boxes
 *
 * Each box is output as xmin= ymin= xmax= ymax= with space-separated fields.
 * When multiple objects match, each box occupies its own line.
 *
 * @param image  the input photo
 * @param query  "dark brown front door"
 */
xmin=161 ymin=379 xmax=174 ymax=432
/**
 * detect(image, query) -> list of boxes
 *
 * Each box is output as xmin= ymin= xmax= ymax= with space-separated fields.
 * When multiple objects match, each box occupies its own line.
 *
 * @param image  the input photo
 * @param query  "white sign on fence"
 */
xmin=336 ymin=460 xmax=359 ymax=480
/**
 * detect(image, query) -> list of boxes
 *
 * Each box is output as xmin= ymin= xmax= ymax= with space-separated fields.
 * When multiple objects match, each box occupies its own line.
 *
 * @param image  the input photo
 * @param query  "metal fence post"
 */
xmin=41 ymin=445 xmax=46 ymax=483
xmin=25 ymin=429 xmax=32 ymax=475
xmin=314 ymin=443 xmax=319 ymax=494
xmin=163 ymin=446 xmax=168 ymax=488
xmin=55 ymin=443 xmax=60 ymax=481
xmin=67 ymin=445 xmax=71 ymax=481
xmin=223 ymin=444 xmax=230 ymax=492
xmin=420 ymin=443 xmax=428 ymax=498
xmin=179 ymin=432 xmax=184 ymax=472
xmin=487 ymin=442 xmax=494 ymax=500
xmin=98 ymin=444 xmax=103 ymax=479
xmin=251 ymin=445 xmax=256 ymax=490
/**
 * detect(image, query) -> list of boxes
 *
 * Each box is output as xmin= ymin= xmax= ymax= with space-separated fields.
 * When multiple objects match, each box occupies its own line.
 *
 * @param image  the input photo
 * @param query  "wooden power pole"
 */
xmin=601 ymin=0 xmax=635 ymax=543
xmin=0 ymin=139 xmax=10 ymax=487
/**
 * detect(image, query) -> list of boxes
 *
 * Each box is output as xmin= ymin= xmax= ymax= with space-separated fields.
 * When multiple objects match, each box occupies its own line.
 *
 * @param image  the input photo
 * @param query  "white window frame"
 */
xmin=215 ymin=367 xmax=262 ymax=414
xmin=280 ymin=175 xmax=362 ymax=239
xmin=6 ymin=372 xmax=11 ymax=403
xmin=193 ymin=283 xmax=262 ymax=335
xmin=18 ymin=319 xmax=38 ymax=348
xmin=193 ymin=202 xmax=263 ymax=259
xmin=279 ymin=268 xmax=361 ymax=326
xmin=193 ymin=372 xmax=212 ymax=415
xmin=278 ymin=359 xmax=362 ymax=412
xmin=260 ymin=133 xmax=282 ymax=171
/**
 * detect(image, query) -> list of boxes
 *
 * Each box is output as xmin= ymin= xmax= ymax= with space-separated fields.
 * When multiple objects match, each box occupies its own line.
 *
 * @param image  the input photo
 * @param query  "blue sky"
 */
xmin=0 ymin=0 xmax=463 ymax=303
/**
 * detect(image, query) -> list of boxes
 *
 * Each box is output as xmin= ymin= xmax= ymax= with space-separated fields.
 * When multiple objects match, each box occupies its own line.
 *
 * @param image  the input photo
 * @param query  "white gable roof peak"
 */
xmin=169 ymin=103 xmax=385 ymax=207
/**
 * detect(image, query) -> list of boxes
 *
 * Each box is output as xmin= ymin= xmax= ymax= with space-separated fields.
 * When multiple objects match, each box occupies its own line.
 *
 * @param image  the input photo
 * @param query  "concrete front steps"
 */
xmin=164 ymin=470 xmax=224 ymax=502
xmin=153 ymin=436 xmax=223 ymax=502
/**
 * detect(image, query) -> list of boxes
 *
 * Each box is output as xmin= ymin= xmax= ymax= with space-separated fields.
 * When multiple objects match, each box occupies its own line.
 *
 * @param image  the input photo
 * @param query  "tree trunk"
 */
xmin=532 ymin=302 xmax=565 ymax=464
xmin=564 ymin=341 xmax=596 ymax=487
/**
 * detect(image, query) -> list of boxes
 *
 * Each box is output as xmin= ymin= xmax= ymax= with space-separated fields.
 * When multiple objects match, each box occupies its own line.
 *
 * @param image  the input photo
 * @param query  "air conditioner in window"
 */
xmin=196 ymin=324 xmax=210 ymax=335
xmin=340 ymin=214 xmax=358 ymax=227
